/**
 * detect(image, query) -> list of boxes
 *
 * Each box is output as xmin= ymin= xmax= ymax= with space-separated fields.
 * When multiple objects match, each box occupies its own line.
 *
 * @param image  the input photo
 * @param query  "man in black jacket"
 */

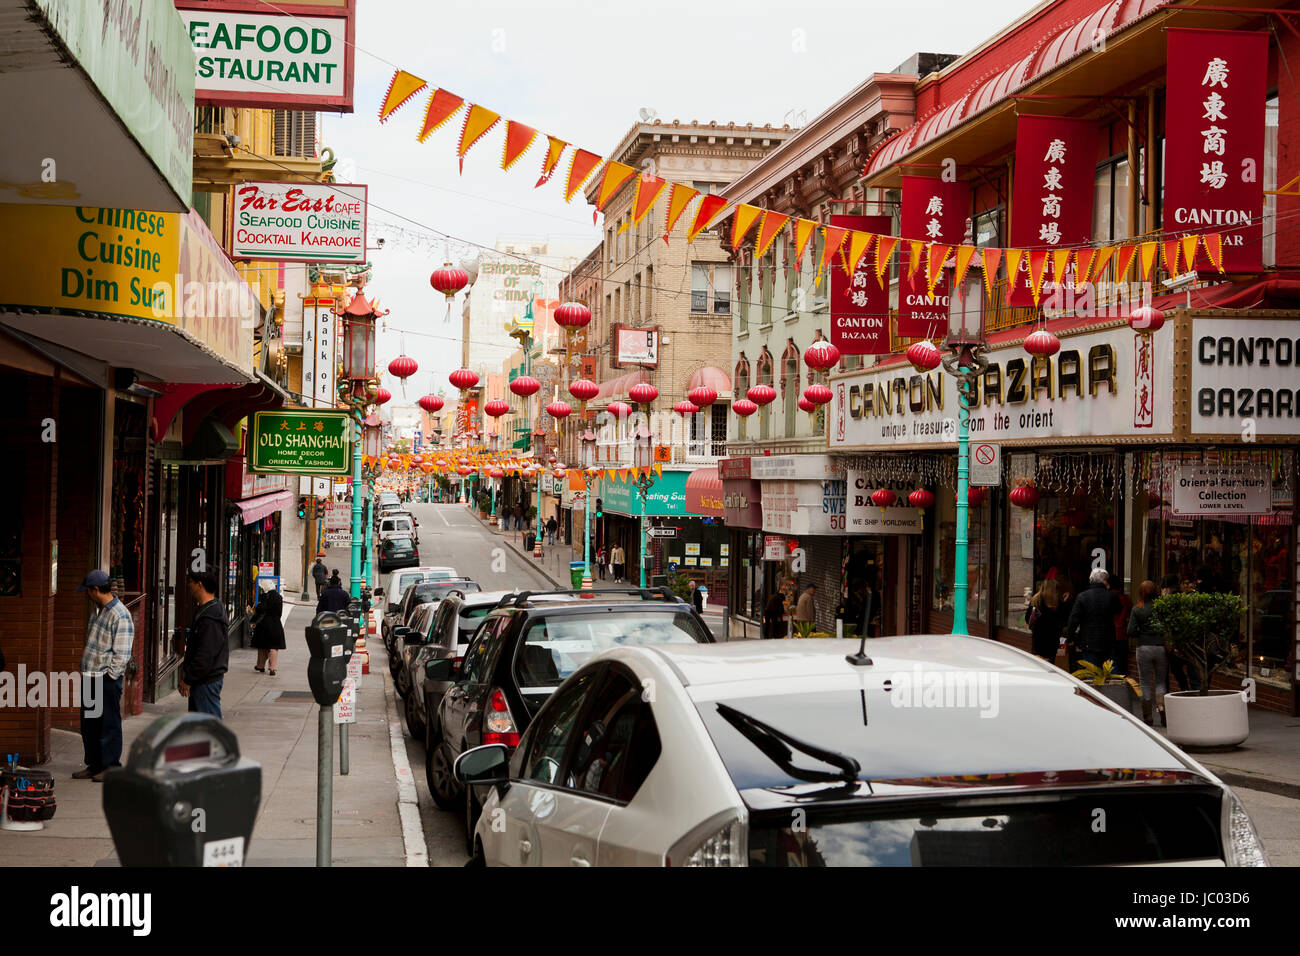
xmin=1066 ymin=568 xmax=1122 ymax=667
xmin=317 ymin=576 xmax=351 ymax=613
xmin=181 ymin=570 xmax=230 ymax=718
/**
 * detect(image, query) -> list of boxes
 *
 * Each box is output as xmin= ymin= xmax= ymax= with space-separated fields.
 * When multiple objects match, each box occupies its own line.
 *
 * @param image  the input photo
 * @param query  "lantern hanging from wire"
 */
xmin=746 ymin=384 xmax=776 ymax=407
xmin=803 ymin=340 xmax=841 ymax=373
xmin=388 ymin=352 xmax=418 ymax=397
xmin=430 ymin=262 xmax=469 ymax=321
xmin=732 ymin=399 xmax=758 ymax=418
xmin=509 ymin=375 xmax=540 ymax=398
xmin=418 ymin=393 xmax=444 ymax=414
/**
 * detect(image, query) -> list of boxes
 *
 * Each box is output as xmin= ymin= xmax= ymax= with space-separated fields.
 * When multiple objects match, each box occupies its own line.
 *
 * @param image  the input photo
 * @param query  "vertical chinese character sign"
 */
xmin=1009 ymin=115 xmax=1098 ymax=307
xmin=899 ymin=177 xmax=968 ymax=338
xmin=829 ymin=214 xmax=891 ymax=354
xmin=1133 ymin=333 xmax=1154 ymax=427
xmin=1165 ymin=29 xmax=1266 ymax=273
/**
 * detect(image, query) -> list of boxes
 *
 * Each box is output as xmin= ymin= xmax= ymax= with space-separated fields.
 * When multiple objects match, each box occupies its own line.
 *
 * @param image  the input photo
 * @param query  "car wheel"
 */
xmin=464 ymin=837 xmax=486 ymax=868
xmin=425 ymin=729 xmax=462 ymax=811
xmin=465 ymin=783 xmax=481 ymax=856
xmin=395 ymin=663 xmax=411 ymax=698
xmin=404 ymin=691 xmax=425 ymax=741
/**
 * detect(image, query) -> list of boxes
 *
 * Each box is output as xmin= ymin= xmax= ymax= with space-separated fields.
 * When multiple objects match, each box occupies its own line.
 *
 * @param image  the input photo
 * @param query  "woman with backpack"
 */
xmin=1027 ymin=577 xmax=1069 ymax=664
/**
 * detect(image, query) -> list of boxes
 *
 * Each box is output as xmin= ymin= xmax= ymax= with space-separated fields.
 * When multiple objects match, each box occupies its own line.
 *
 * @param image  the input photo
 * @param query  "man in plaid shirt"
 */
xmin=74 ymin=570 xmax=134 ymax=782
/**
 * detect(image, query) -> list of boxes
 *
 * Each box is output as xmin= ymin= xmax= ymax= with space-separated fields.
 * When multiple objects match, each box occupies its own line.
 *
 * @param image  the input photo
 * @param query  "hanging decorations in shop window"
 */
xmin=1009 ymin=483 xmax=1041 ymax=509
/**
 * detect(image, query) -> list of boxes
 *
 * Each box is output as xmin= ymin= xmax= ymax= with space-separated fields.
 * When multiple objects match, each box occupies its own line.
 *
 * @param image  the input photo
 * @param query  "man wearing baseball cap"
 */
xmin=73 ymin=570 xmax=135 ymax=782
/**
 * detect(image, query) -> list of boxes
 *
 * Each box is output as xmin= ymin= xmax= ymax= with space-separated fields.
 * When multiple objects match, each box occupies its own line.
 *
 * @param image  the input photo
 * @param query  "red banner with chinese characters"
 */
xmin=1165 ymin=28 xmax=1267 ymax=274
xmin=1133 ymin=333 xmax=1155 ymax=428
xmin=829 ymin=214 xmax=891 ymax=354
xmin=899 ymin=176 xmax=968 ymax=338
xmin=1008 ymin=115 xmax=1098 ymax=306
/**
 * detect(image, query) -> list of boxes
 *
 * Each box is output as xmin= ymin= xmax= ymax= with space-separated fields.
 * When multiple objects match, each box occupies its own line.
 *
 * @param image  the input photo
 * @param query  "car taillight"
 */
xmin=1224 ymin=791 xmax=1269 ymax=866
xmin=665 ymin=815 xmax=746 ymax=867
xmin=482 ymin=688 xmax=520 ymax=748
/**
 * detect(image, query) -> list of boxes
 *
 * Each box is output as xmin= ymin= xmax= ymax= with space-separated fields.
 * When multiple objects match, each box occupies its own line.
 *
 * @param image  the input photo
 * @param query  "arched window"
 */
xmin=756 ymin=347 xmax=773 ymax=441
xmin=781 ymin=340 xmax=800 ymax=437
xmin=734 ymin=355 xmax=751 ymax=440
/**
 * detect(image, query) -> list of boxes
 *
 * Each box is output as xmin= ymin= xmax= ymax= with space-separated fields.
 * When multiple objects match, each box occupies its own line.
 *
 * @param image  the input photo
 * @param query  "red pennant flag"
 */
xmin=1113 ymin=244 xmax=1138 ymax=283
xmin=1026 ymin=249 xmax=1049 ymax=305
xmin=980 ymin=248 xmax=1001 ymax=301
xmin=1160 ymin=239 xmax=1181 ymax=276
xmin=1092 ymin=245 xmax=1117 ymax=284
xmin=1202 ymin=233 xmax=1224 ymax=272
xmin=687 ymin=194 xmax=729 ymax=242
xmin=536 ymin=135 xmax=567 ymax=187
xmin=623 ymin=173 xmax=668 ymax=231
xmin=501 ymin=121 xmax=538 ymax=172
xmin=379 ymin=70 xmax=427 ymax=123
xmin=818 ymin=226 xmax=849 ymax=282
xmin=1073 ymin=248 xmax=1096 ymax=289
xmin=457 ymin=104 xmax=500 ymax=173
xmin=926 ymin=244 xmax=951 ymax=297
xmin=753 ymin=211 xmax=790 ymax=260
xmin=662 ymin=184 xmax=699 ymax=241
xmin=418 ymin=89 xmax=464 ymax=143
xmin=564 ymin=150 xmax=603 ymax=202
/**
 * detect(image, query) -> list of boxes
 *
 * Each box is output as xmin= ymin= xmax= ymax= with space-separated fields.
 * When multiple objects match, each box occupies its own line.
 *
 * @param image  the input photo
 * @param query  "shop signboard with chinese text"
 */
xmin=231 ymin=182 xmax=367 ymax=264
xmin=829 ymin=214 xmax=890 ymax=354
xmin=250 ymin=410 xmax=351 ymax=476
xmin=899 ymin=177 xmax=968 ymax=338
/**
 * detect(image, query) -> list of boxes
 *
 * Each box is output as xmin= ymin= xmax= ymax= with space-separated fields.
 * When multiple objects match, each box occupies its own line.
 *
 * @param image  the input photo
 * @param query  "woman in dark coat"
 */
xmin=249 ymin=588 xmax=286 ymax=676
xmin=1027 ymin=577 xmax=1070 ymax=664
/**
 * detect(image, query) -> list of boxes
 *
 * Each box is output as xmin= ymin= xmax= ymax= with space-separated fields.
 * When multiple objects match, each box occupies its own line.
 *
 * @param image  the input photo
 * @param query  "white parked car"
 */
xmin=455 ymin=637 xmax=1269 ymax=867
xmin=378 ymin=512 xmax=419 ymax=545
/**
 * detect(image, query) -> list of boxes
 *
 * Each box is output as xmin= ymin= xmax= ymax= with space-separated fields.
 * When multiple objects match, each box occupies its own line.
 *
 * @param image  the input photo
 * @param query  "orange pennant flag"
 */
xmin=1180 ymin=235 xmax=1200 ymax=273
xmin=731 ymin=204 xmax=763 ymax=250
xmin=662 ymin=184 xmax=699 ymax=242
xmin=1112 ymin=244 xmax=1137 ymax=283
xmin=1051 ymin=249 xmax=1072 ymax=287
xmin=536 ymin=135 xmax=567 ymax=187
xmin=819 ymin=226 xmax=849 ymax=282
xmin=457 ymin=104 xmax=500 ymax=172
xmin=874 ymin=235 xmax=899 ymax=287
xmin=379 ymin=70 xmax=427 ymax=123
xmin=688 ymin=194 xmax=729 ymax=242
xmin=593 ymin=161 xmax=637 ymax=220
xmin=1073 ymin=248 xmax=1096 ymax=289
xmin=980 ymin=248 xmax=1001 ymax=301
xmin=1003 ymin=249 xmax=1024 ymax=304
xmin=418 ymin=89 xmax=464 ymax=143
xmin=564 ymin=150 xmax=603 ymax=202
xmin=1026 ymin=250 xmax=1049 ymax=305
xmin=1160 ymin=239 xmax=1181 ymax=275
xmin=753 ymin=211 xmax=790 ymax=260
xmin=952 ymin=244 xmax=976 ymax=292
xmin=654 ymin=462 xmax=663 ymax=479
xmin=623 ymin=173 xmax=669 ymax=231
xmin=842 ymin=230 xmax=874 ymax=278
xmin=926 ymin=244 xmax=951 ymax=297
xmin=1091 ymin=245 xmax=1117 ymax=284
xmin=791 ymin=219 xmax=817 ymax=271
xmin=906 ymin=240 xmax=925 ymax=280
xmin=1138 ymin=241 xmax=1159 ymax=282
xmin=1202 ymin=233 xmax=1224 ymax=272
xmin=501 ymin=121 xmax=538 ymax=172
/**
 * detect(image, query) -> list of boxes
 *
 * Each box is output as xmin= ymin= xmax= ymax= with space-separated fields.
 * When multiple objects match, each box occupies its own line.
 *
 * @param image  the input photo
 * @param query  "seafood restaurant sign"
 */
xmin=232 ymin=182 xmax=367 ymax=264
xmin=829 ymin=324 xmax=1174 ymax=450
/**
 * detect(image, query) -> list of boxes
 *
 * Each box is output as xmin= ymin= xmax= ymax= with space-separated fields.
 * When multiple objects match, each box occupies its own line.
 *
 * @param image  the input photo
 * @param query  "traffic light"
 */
xmin=297 ymin=497 xmax=307 ymax=519
xmin=595 ymin=497 xmax=603 ymax=518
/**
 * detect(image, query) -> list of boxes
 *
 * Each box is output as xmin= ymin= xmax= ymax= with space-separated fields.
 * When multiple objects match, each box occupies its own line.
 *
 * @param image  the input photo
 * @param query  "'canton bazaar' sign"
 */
xmin=1189 ymin=317 xmax=1300 ymax=435
xmin=898 ymin=176 xmax=968 ymax=338
xmin=829 ymin=214 xmax=890 ymax=354
xmin=250 ymin=410 xmax=352 ymax=475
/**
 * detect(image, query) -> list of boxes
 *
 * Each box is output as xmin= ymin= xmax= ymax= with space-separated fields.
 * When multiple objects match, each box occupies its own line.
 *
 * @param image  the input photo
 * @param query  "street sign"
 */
xmin=647 ymin=527 xmax=677 ymax=538
xmin=250 ymin=410 xmax=352 ymax=476
xmin=969 ymin=441 xmax=1002 ymax=487
xmin=333 ymin=678 xmax=356 ymax=724
xmin=324 ymin=502 xmax=350 ymax=531
xmin=323 ymin=531 xmax=349 ymax=545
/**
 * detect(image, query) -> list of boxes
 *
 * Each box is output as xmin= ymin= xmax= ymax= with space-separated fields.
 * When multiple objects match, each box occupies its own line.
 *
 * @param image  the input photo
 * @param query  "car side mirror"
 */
xmin=424 ymin=657 xmax=457 ymax=682
xmin=393 ymin=626 xmax=411 ymax=641
xmin=454 ymin=744 xmax=509 ymax=788
xmin=387 ymin=603 xmax=399 ymax=614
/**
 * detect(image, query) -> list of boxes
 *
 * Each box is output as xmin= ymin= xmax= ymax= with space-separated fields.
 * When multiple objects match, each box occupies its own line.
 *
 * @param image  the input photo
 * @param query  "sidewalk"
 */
xmin=0 ymin=599 xmax=420 ymax=867
xmin=1155 ymin=707 xmax=1300 ymax=800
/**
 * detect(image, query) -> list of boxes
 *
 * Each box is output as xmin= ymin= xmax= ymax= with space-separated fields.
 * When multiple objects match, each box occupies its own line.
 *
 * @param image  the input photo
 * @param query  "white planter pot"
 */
xmin=1165 ymin=689 xmax=1250 ymax=748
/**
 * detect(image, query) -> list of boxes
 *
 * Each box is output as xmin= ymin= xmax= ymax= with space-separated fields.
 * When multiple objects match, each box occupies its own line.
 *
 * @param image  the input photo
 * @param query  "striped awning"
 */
xmin=684 ymin=467 xmax=723 ymax=517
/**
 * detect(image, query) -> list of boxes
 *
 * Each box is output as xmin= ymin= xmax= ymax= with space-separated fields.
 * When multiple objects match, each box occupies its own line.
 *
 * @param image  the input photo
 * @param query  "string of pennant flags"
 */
xmin=378 ymin=69 xmax=1228 ymax=307
xmin=369 ymin=449 xmax=663 ymax=484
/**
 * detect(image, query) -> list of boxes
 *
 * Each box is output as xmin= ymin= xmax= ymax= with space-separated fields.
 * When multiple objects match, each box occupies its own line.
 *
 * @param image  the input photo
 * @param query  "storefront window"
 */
xmin=1003 ymin=453 xmax=1038 ymax=628
xmin=932 ymin=488 xmax=990 ymax=624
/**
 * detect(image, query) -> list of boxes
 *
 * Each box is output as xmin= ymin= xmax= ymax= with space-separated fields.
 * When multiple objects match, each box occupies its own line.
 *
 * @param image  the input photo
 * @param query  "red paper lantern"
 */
xmin=673 ymin=400 xmax=699 ymax=416
xmin=553 ymin=469 xmax=567 ymax=480
xmin=797 ymin=396 xmax=816 ymax=413
xmin=456 ymin=465 xmax=472 ymax=476
xmin=804 ymin=340 xmax=841 ymax=372
xmin=449 ymin=368 xmax=479 ymax=391
xmin=688 ymin=386 xmax=717 ymax=408
xmin=1128 ymin=305 xmax=1166 ymax=336
xmin=546 ymin=400 xmax=572 ymax=419
xmin=906 ymin=340 xmax=942 ymax=373
xmin=607 ymin=401 xmax=632 ymax=419
xmin=1009 ymin=483 xmax=1041 ymax=509
xmin=375 ymin=387 xmax=392 ymax=405
xmin=803 ymin=383 xmax=833 ymax=406
xmin=387 ymin=354 xmax=418 ymax=380
xmin=484 ymin=398 xmax=509 ymax=418
xmin=509 ymin=375 xmax=540 ymax=397
xmin=956 ymin=486 xmax=988 ymax=507
xmin=1024 ymin=329 xmax=1060 ymax=357
xmin=554 ymin=301 xmax=592 ymax=329
xmin=411 ymin=454 xmax=423 ymax=464
xmin=747 ymin=384 xmax=776 ymax=407
xmin=628 ymin=382 xmax=658 ymax=405
xmin=430 ymin=263 xmax=469 ymax=300
xmin=420 ymin=462 xmax=435 ymax=474
xmin=908 ymin=488 xmax=935 ymax=510
xmin=870 ymin=488 xmax=897 ymax=509
xmin=568 ymin=379 xmax=599 ymax=403
xmin=418 ymin=394 xmax=444 ymax=413
xmin=732 ymin=399 xmax=758 ymax=417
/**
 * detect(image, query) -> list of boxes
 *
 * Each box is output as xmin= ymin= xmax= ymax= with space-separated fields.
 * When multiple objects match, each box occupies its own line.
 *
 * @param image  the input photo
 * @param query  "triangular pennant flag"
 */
xmin=564 ymin=149 xmax=603 ymax=202
xmin=819 ymin=226 xmax=850 ymax=282
xmin=1073 ymin=248 xmax=1096 ymax=290
xmin=379 ymin=70 xmax=427 ymax=123
xmin=1092 ymin=245 xmax=1117 ymax=284
xmin=1051 ymin=249 xmax=1071 ymax=287
xmin=1003 ymin=249 xmax=1024 ymax=304
xmin=593 ymin=161 xmax=637 ymax=221
xmin=731 ymin=204 xmax=763 ymax=251
xmin=1160 ymin=239 xmax=1181 ymax=275
xmin=980 ymin=248 xmax=1001 ymax=301
xmin=536 ymin=135 xmax=567 ymax=187
xmin=1180 ymin=235 xmax=1200 ymax=273
xmin=906 ymin=240 xmax=925 ymax=280
xmin=662 ymin=184 xmax=699 ymax=242
xmin=501 ymin=121 xmax=538 ymax=172
xmin=874 ymin=235 xmax=899 ymax=287
xmin=952 ymin=245 xmax=976 ymax=292
xmin=1026 ymin=250 xmax=1050 ymax=305
xmin=654 ymin=462 xmax=663 ymax=479
xmin=687 ymin=194 xmax=729 ymax=242
xmin=843 ymin=230 xmax=874 ymax=278
xmin=753 ymin=211 xmax=790 ymax=260
xmin=418 ymin=89 xmax=464 ymax=143
xmin=791 ymin=219 xmax=817 ymax=271
xmin=926 ymin=244 xmax=951 ymax=296
xmin=1202 ymin=233 xmax=1224 ymax=272
xmin=1138 ymin=241 xmax=1159 ymax=282
xmin=623 ymin=173 xmax=668 ymax=232
xmin=457 ymin=104 xmax=501 ymax=173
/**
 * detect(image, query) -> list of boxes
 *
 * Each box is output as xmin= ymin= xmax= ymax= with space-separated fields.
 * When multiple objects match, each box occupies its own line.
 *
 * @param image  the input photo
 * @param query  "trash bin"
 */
xmin=569 ymin=562 xmax=585 ymax=589
xmin=525 ymin=532 xmax=536 ymax=552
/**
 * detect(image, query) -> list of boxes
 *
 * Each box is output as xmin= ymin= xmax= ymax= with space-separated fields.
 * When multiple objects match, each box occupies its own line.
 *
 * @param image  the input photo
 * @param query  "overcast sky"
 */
xmin=322 ymin=0 xmax=1041 ymax=400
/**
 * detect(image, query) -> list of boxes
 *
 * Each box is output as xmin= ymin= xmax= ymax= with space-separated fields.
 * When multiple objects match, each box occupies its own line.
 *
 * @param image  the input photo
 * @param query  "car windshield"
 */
xmin=411 ymin=581 xmax=481 ymax=606
xmin=515 ymin=610 xmax=708 ymax=689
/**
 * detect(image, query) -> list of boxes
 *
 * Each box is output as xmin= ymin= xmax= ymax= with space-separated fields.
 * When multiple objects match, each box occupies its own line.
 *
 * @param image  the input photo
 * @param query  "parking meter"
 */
xmin=305 ymin=611 xmax=355 ymax=706
xmin=102 ymin=713 xmax=260 ymax=867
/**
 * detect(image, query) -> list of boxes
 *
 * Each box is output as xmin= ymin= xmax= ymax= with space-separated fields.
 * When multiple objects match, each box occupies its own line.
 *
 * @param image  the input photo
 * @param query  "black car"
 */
xmin=423 ymin=587 xmax=713 ymax=851
xmin=389 ymin=579 xmax=482 ymax=680
xmin=378 ymin=535 xmax=418 ymax=573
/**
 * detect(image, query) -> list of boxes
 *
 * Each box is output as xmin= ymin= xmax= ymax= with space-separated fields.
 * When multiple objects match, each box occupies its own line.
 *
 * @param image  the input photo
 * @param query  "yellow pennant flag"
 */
xmin=1051 ymin=249 xmax=1071 ymax=287
xmin=731 ymin=204 xmax=763 ymax=251
xmin=654 ymin=462 xmax=663 ymax=479
xmin=1138 ymin=241 xmax=1159 ymax=282
xmin=873 ymin=235 xmax=899 ymax=287
xmin=1180 ymin=235 xmax=1200 ymax=273
xmin=379 ymin=70 xmax=427 ymax=123
xmin=791 ymin=219 xmax=817 ymax=270
xmin=842 ymin=230 xmax=874 ymax=278
xmin=952 ymin=244 xmax=977 ymax=292
xmin=1003 ymin=249 xmax=1024 ymax=303
xmin=906 ymin=240 xmax=925 ymax=280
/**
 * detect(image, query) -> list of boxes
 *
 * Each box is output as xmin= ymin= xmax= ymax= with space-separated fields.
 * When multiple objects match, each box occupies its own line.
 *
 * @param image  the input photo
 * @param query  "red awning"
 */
xmin=684 ymin=468 xmax=724 ymax=517
xmin=687 ymin=366 xmax=732 ymax=396
xmin=232 ymin=490 xmax=294 ymax=525
xmin=595 ymin=369 xmax=650 ymax=400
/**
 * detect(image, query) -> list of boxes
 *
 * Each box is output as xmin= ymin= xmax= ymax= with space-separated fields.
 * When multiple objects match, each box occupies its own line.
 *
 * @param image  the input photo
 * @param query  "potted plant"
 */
xmin=1071 ymin=659 xmax=1142 ymax=718
xmin=1150 ymin=591 xmax=1248 ymax=747
xmin=793 ymin=621 xmax=833 ymax=639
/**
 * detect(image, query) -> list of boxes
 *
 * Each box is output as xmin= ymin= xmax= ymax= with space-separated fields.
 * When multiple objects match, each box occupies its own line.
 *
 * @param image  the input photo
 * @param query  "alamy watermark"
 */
xmin=0 ymin=668 xmax=106 ymax=717
xmin=886 ymin=665 xmax=1000 ymax=718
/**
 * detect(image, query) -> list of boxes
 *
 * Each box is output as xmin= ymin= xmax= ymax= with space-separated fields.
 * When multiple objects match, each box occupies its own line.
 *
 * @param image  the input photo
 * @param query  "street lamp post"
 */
xmin=335 ymin=289 xmax=385 ymax=600
xmin=631 ymin=424 xmax=658 ymax=589
xmin=580 ymin=429 xmax=598 ymax=596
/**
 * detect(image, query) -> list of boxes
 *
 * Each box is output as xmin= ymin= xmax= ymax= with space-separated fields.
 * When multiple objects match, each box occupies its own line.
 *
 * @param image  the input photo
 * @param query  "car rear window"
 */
xmin=514 ymin=610 xmax=708 ymax=689
xmin=412 ymin=581 xmax=481 ymax=605
xmin=384 ymin=537 xmax=413 ymax=549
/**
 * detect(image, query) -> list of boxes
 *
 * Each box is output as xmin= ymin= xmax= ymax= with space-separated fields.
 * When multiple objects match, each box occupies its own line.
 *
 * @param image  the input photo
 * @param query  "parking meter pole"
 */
xmin=317 ymin=704 xmax=333 ymax=866
xmin=340 ymin=720 xmax=349 ymax=776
